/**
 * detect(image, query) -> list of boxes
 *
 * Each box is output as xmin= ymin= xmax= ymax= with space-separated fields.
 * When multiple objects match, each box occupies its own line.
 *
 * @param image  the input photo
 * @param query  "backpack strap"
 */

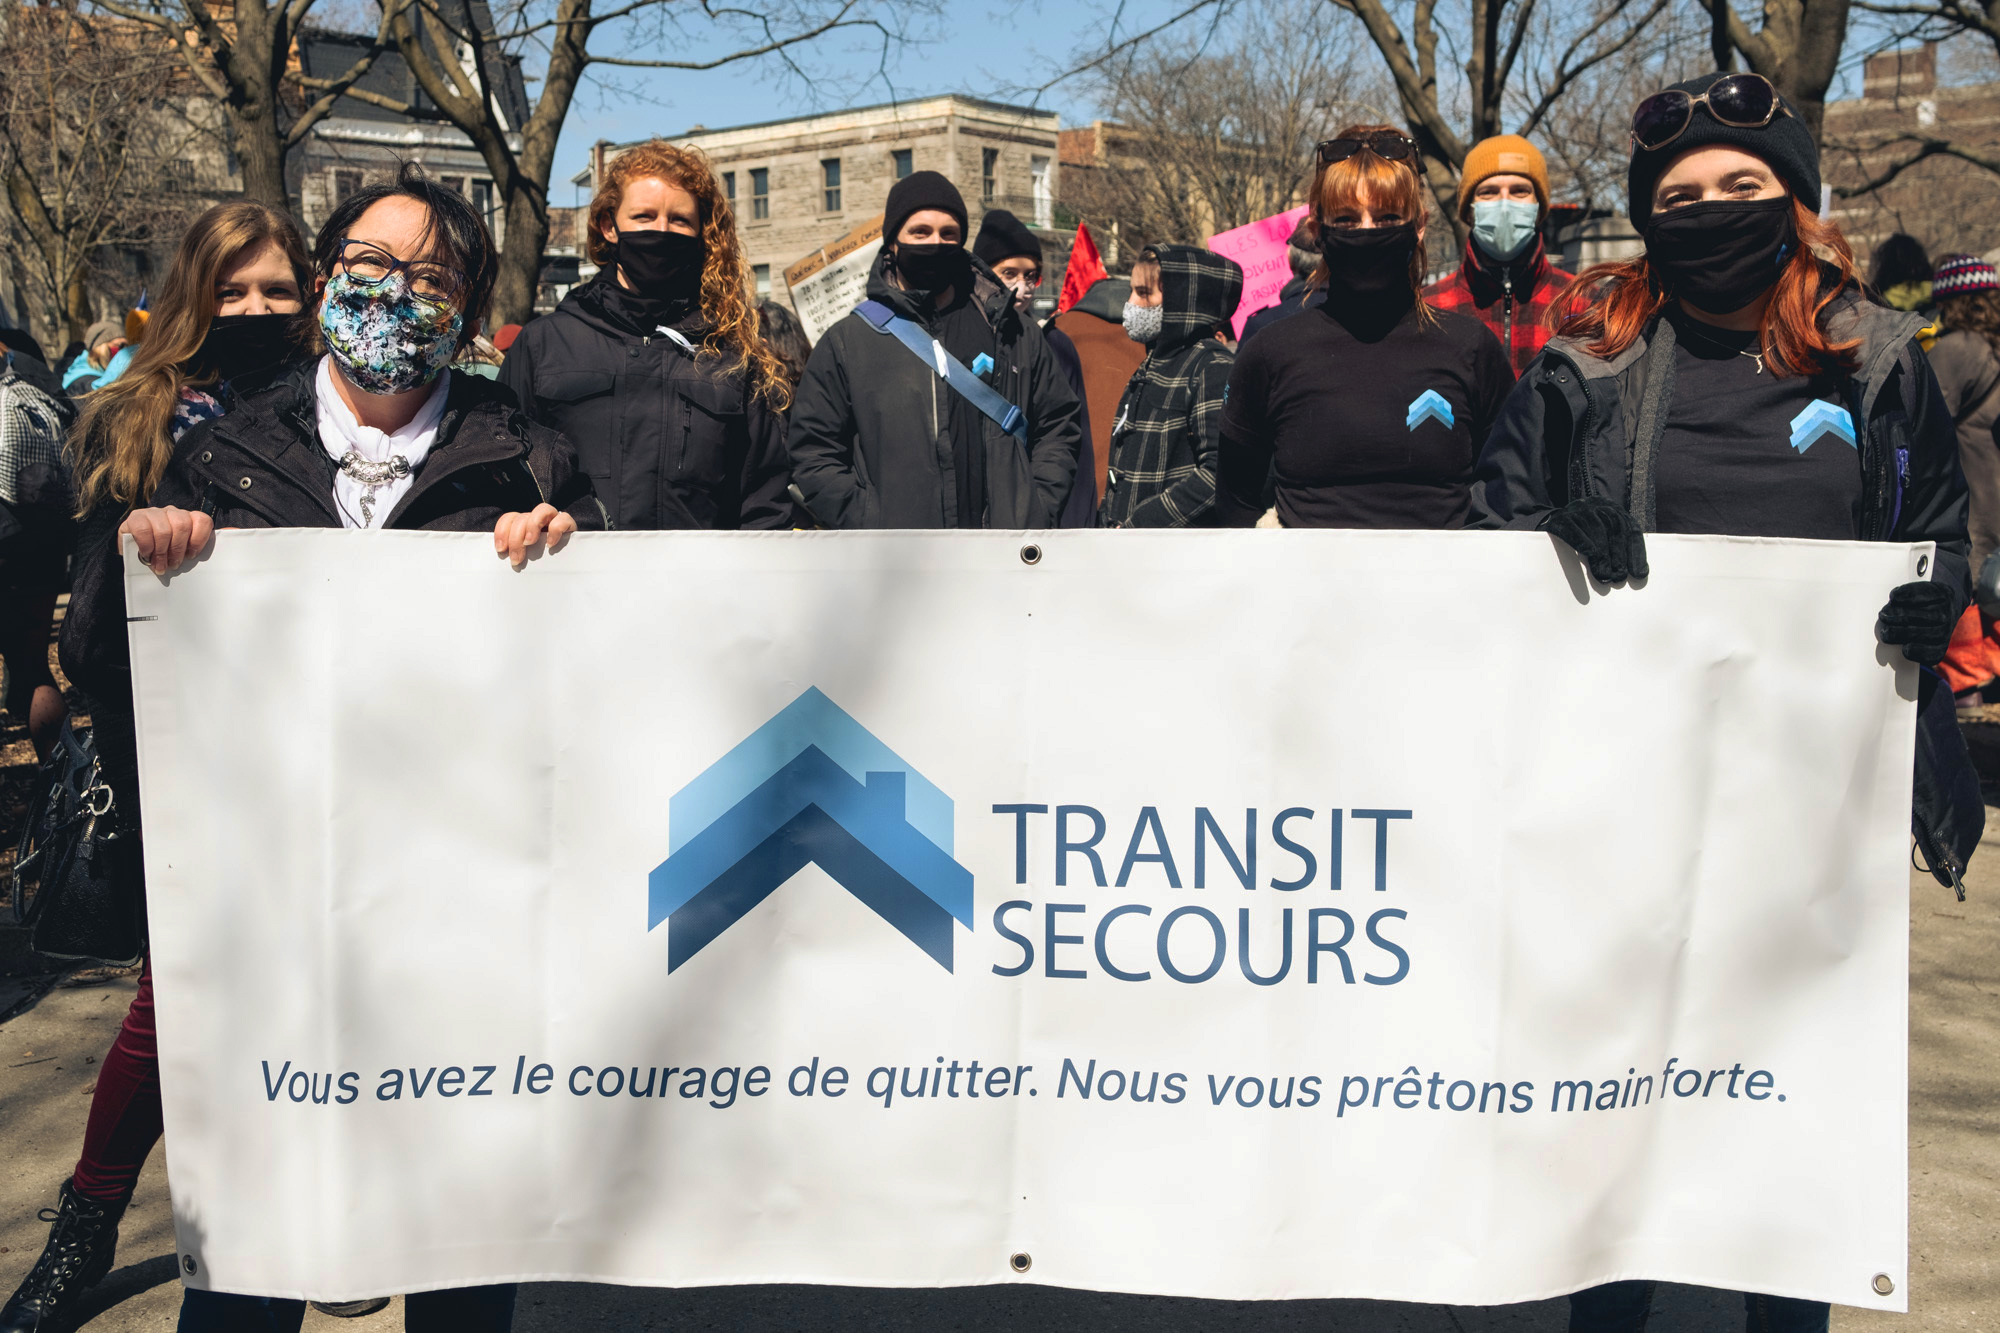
xmin=853 ymin=299 xmax=1026 ymax=440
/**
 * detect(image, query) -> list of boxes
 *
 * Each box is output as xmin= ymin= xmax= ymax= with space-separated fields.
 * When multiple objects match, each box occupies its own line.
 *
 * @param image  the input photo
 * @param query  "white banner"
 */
xmin=129 ymin=530 xmax=1917 ymax=1311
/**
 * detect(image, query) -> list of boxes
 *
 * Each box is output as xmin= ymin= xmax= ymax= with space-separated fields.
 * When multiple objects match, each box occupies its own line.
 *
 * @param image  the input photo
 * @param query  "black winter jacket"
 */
xmin=60 ymin=366 xmax=605 ymax=802
xmin=1471 ymin=288 xmax=1972 ymax=614
xmin=788 ymin=251 xmax=1083 ymax=528
xmin=500 ymin=279 xmax=780 ymax=530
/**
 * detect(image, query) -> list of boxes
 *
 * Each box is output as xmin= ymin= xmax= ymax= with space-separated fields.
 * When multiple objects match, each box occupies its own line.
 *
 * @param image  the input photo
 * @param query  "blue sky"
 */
xmin=546 ymin=1 xmax=1151 ymax=205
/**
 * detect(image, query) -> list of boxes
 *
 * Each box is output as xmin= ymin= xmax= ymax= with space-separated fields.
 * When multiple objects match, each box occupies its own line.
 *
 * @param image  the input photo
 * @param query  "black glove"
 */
xmin=1877 ymin=580 xmax=1955 ymax=665
xmin=1539 ymin=496 xmax=1648 ymax=584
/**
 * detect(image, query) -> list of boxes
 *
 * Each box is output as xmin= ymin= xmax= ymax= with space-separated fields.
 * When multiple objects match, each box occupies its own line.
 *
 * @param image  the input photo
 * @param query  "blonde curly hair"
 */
xmin=588 ymin=140 xmax=790 ymax=408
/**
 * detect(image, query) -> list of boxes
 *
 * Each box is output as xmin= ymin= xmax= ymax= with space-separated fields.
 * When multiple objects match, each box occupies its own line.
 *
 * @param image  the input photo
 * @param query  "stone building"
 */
xmin=576 ymin=96 xmax=1065 ymax=311
xmin=1822 ymin=44 xmax=2000 ymax=268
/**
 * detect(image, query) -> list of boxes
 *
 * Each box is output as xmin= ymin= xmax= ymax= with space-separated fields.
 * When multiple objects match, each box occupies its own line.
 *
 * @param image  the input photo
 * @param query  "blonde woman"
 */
xmin=3 ymin=200 xmax=312 ymax=1333
xmin=500 ymin=139 xmax=794 ymax=529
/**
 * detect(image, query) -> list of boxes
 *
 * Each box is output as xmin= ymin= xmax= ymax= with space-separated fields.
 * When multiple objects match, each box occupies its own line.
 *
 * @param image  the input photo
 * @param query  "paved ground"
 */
xmin=1 ymin=636 xmax=1993 ymax=1328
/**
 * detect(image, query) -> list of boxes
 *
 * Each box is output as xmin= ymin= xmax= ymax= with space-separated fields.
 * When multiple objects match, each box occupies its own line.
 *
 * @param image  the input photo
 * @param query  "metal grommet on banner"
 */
xmin=183 ymin=1255 xmax=197 ymax=1275
xmin=1019 ymin=544 xmax=1042 ymax=566
xmin=1009 ymin=1252 xmax=1032 ymax=1273
xmin=1917 ymin=554 xmax=1930 ymax=577
xmin=1872 ymin=1273 xmax=1895 ymax=1296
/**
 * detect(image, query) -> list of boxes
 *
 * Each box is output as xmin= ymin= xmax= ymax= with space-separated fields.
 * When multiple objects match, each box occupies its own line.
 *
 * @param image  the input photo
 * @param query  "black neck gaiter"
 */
xmin=1644 ymin=197 xmax=1796 ymax=316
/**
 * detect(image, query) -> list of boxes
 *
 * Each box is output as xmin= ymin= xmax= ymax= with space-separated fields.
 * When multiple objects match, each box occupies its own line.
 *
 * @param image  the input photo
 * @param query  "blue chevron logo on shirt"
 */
xmin=648 ymin=688 xmax=973 ymax=971
xmin=1406 ymin=390 xmax=1454 ymax=431
xmin=1788 ymin=400 xmax=1858 ymax=453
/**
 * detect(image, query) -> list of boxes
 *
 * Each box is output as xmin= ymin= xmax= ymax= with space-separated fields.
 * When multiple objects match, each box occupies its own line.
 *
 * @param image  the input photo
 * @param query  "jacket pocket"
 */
xmin=677 ymin=377 xmax=745 ymax=484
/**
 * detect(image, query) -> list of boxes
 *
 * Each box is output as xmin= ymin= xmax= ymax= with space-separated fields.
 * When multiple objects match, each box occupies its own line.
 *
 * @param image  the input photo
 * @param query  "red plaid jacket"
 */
xmin=1424 ymin=242 xmax=1573 ymax=378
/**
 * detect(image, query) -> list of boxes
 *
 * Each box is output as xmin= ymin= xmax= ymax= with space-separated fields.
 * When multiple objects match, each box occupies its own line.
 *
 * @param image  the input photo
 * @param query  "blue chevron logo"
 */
xmin=1788 ymin=401 xmax=1857 ymax=453
xmin=648 ymin=688 xmax=973 ymax=972
xmin=1406 ymin=390 xmax=1454 ymax=431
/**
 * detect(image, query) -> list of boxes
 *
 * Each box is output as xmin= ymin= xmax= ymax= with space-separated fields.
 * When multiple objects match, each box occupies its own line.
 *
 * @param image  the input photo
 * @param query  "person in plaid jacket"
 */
xmin=1099 ymin=243 xmax=1243 ymax=527
xmin=1424 ymin=135 xmax=1572 ymax=377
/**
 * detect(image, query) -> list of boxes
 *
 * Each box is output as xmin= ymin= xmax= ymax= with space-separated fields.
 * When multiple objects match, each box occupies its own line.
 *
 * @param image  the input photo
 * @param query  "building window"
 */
xmin=750 ymin=167 xmax=769 ymax=220
xmin=893 ymin=148 xmax=913 ymax=179
xmin=753 ymin=263 xmax=770 ymax=298
xmin=440 ymin=175 xmax=466 ymax=196
xmin=471 ymin=179 xmax=495 ymax=228
xmin=334 ymin=169 xmax=363 ymax=203
xmin=1031 ymin=155 xmax=1052 ymax=229
xmin=722 ymin=171 xmax=735 ymax=203
xmin=982 ymin=148 xmax=999 ymax=202
xmin=821 ymin=158 xmax=841 ymax=213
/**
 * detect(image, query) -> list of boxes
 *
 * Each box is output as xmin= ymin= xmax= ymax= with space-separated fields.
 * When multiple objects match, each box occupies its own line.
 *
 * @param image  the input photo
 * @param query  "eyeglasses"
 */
xmin=1630 ymin=74 xmax=1791 ymax=152
xmin=1316 ymin=132 xmax=1419 ymax=166
xmin=333 ymin=239 xmax=466 ymax=308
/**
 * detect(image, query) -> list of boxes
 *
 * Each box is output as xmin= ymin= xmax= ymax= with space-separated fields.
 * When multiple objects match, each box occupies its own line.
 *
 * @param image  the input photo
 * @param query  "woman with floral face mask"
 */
xmin=112 ymin=163 xmax=601 ymax=574
xmin=52 ymin=167 xmax=597 ymax=1331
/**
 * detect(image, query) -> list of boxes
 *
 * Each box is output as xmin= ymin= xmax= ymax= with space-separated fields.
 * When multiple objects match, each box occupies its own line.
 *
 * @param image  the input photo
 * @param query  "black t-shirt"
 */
xmin=1654 ymin=311 xmax=1863 ymax=540
xmin=1216 ymin=296 xmax=1513 ymax=529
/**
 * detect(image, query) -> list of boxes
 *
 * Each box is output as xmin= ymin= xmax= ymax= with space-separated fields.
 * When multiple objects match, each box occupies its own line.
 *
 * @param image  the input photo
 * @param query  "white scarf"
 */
xmin=314 ymin=356 xmax=451 ymax=529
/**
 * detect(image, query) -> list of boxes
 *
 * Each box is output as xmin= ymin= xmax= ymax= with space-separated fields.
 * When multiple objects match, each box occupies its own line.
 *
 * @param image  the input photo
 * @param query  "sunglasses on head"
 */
xmin=1630 ymin=73 xmax=1791 ymax=152
xmin=1316 ymin=132 xmax=1419 ymax=166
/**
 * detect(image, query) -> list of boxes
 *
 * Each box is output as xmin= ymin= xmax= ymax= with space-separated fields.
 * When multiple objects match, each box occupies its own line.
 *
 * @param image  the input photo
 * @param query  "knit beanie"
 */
xmin=1458 ymin=135 xmax=1550 ymax=219
xmin=83 ymin=319 xmax=121 ymax=352
xmin=1627 ymin=72 xmax=1819 ymax=231
xmin=1933 ymin=254 xmax=2000 ymax=297
xmin=972 ymin=209 xmax=1041 ymax=266
xmin=884 ymin=170 xmax=968 ymax=244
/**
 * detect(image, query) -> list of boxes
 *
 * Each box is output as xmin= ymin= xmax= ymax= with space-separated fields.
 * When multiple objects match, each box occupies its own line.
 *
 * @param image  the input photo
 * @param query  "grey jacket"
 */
xmin=1925 ymin=328 xmax=2000 ymax=574
xmin=1471 ymin=288 xmax=1971 ymax=615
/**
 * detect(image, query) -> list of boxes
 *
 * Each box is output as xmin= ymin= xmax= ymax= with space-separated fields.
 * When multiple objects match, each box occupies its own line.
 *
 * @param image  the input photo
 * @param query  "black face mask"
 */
xmin=1318 ymin=222 xmax=1419 ymax=299
xmin=894 ymin=242 xmax=970 ymax=295
xmin=193 ymin=313 xmax=298 ymax=385
xmin=614 ymin=229 xmax=705 ymax=304
xmin=1644 ymin=197 xmax=1796 ymax=315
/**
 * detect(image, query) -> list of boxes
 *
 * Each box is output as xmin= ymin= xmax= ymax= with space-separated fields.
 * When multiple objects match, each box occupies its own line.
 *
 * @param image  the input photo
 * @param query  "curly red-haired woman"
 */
xmin=500 ymin=139 xmax=793 ymax=530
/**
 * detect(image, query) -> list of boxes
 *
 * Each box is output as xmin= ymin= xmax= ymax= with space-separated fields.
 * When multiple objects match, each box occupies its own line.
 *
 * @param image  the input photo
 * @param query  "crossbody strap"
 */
xmin=855 ymin=299 xmax=1026 ymax=440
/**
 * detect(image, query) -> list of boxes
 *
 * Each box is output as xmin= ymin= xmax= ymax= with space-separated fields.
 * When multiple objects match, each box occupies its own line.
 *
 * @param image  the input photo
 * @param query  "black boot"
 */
xmin=0 ymin=1178 xmax=129 ymax=1332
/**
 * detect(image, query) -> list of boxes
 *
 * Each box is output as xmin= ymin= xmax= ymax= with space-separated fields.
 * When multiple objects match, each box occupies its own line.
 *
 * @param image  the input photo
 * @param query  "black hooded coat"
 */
xmin=787 ymin=249 xmax=1082 ymax=529
xmin=500 ymin=277 xmax=790 ymax=530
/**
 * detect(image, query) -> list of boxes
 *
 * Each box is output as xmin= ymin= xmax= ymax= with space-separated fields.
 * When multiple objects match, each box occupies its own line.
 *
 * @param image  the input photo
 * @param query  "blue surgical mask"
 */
xmin=1471 ymin=198 xmax=1540 ymax=263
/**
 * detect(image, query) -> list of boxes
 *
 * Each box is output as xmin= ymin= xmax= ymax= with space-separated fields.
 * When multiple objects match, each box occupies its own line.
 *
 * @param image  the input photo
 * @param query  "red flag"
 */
xmin=1057 ymin=222 xmax=1108 ymax=313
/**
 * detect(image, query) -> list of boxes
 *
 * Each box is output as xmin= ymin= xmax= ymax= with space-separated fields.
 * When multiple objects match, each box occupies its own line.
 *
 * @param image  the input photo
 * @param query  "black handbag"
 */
xmin=8 ymin=719 xmax=145 ymax=964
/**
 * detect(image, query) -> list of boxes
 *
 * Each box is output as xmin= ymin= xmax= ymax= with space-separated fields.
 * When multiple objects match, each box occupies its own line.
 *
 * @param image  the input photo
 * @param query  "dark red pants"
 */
xmin=71 ymin=959 xmax=164 ymax=1202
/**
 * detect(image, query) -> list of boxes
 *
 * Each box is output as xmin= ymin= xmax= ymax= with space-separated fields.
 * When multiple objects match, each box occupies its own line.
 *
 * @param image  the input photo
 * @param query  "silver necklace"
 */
xmin=1679 ymin=321 xmax=1765 ymax=374
xmin=337 ymin=451 xmax=411 ymax=525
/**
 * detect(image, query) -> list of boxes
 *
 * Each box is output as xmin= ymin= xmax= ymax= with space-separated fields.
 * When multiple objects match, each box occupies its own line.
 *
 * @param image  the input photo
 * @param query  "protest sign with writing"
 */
xmin=1209 ymin=205 xmax=1311 ymax=338
xmin=784 ymin=216 xmax=883 ymax=342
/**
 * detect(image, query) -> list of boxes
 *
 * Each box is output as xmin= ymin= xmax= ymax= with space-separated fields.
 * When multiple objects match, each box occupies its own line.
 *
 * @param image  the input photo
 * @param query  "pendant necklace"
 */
xmin=1679 ymin=321 xmax=1765 ymax=374
xmin=337 ymin=451 xmax=411 ymax=526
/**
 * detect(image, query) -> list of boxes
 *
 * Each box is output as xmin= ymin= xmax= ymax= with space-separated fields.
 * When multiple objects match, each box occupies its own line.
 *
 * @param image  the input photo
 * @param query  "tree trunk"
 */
xmin=63 ymin=266 xmax=92 ymax=346
xmin=490 ymin=184 xmax=550 ymax=326
xmin=232 ymin=102 xmax=291 ymax=208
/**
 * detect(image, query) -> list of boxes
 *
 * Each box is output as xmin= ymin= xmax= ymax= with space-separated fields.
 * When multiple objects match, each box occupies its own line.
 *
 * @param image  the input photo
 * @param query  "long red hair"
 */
xmin=1550 ymin=197 xmax=1858 ymax=377
xmin=1306 ymin=123 xmax=1432 ymax=313
xmin=587 ymin=139 xmax=790 ymax=407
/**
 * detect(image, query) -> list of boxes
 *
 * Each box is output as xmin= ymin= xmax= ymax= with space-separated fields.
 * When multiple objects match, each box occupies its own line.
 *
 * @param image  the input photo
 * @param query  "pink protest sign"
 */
xmin=1208 ymin=205 xmax=1310 ymax=339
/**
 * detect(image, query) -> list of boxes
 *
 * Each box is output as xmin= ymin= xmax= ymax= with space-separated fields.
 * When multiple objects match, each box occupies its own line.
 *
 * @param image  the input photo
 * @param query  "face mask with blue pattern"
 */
xmin=317 ymin=269 xmax=463 ymax=396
